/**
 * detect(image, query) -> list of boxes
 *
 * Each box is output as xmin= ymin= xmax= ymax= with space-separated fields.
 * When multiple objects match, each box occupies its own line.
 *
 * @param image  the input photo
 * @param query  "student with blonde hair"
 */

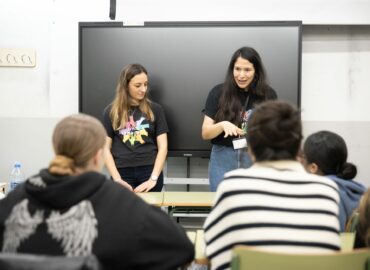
xmin=0 ymin=114 xmax=194 ymax=270
xmin=103 ymin=63 xmax=168 ymax=192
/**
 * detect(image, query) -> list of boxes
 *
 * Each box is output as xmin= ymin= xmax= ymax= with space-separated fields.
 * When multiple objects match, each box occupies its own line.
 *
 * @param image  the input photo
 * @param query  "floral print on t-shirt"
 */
xmin=119 ymin=116 xmax=150 ymax=146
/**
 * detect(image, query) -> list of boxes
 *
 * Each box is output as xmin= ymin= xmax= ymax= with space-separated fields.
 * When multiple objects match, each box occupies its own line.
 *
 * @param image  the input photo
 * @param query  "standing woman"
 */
xmin=202 ymin=47 xmax=277 ymax=191
xmin=103 ymin=64 xmax=169 ymax=192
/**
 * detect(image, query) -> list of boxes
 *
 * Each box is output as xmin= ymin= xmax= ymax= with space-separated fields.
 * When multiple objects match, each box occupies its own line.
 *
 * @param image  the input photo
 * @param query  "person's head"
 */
xmin=110 ymin=64 xmax=154 ymax=130
xmin=358 ymin=189 xmax=370 ymax=247
xmin=302 ymin=131 xmax=357 ymax=180
xmin=116 ymin=63 xmax=149 ymax=106
xmin=247 ymin=100 xmax=302 ymax=162
xmin=215 ymin=47 xmax=270 ymax=125
xmin=225 ymin=46 xmax=267 ymax=94
xmin=49 ymin=114 xmax=107 ymax=175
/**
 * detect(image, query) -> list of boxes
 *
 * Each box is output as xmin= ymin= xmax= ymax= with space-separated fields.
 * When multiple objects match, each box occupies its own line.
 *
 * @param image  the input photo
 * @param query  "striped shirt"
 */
xmin=204 ymin=160 xmax=340 ymax=270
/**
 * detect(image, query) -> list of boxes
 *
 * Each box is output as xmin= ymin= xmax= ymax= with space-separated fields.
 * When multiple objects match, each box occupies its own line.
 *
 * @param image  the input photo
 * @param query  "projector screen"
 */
xmin=79 ymin=21 xmax=302 ymax=157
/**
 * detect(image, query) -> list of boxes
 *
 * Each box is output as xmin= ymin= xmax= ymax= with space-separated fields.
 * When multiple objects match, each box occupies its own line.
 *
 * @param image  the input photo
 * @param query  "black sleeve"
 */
xmin=102 ymin=105 xmax=115 ymax=138
xmin=134 ymin=206 xmax=195 ymax=270
xmin=152 ymin=103 xmax=169 ymax=136
xmin=202 ymin=84 xmax=222 ymax=120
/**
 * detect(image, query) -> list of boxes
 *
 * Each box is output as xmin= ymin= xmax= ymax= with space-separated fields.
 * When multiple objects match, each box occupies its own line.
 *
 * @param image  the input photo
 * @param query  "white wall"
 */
xmin=1 ymin=0 xmax=370 ymax=187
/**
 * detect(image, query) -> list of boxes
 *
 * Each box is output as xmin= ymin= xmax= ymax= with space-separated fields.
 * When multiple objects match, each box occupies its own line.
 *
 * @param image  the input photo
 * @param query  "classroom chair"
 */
xmin=231 ymin=245 xmax=370 ymax=270
xmin=0 ymin=253 xmax=101 ymax=270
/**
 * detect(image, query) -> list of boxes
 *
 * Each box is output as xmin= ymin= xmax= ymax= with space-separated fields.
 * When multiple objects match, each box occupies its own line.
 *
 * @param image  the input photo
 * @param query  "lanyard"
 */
xmin=240 ymin=94 xmax=251 ymax=135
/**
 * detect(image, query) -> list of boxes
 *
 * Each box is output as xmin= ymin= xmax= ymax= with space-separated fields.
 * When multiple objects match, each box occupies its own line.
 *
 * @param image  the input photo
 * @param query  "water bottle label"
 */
xmin=10 ymin=181 xmax=19 ymax=191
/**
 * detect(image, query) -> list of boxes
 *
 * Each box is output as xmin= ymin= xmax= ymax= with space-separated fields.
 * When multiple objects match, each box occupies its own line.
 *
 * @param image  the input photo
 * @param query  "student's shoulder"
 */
xmin=101 ymin=180 xmax=150 ymax=209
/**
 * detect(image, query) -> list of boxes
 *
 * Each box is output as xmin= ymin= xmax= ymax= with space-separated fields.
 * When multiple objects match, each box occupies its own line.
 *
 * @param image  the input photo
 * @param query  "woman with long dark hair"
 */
xmin=202 ymin=47 xmax=277 ymax=191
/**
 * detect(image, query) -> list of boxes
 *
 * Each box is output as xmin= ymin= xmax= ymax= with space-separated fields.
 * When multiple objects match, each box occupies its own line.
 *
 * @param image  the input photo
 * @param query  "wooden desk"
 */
xmin=136 ymin=192 xmax=164 ymax=206
xmin=162 ymin=192 xmax=215 ymax=207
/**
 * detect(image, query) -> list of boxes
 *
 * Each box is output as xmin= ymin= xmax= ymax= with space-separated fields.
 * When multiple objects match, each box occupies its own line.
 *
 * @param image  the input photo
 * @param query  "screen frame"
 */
xmin=78 ymin=21 xmax=302 ymax=158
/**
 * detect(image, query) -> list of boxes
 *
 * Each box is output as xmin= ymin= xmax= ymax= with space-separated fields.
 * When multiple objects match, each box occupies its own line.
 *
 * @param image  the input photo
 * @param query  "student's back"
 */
xmin=204 ymin=101 xmax=340 ymax=270
xmin=0 ymin=114 xmax=194 ymax=270
xmin=302 ymin=130 xmax=366 ymax=231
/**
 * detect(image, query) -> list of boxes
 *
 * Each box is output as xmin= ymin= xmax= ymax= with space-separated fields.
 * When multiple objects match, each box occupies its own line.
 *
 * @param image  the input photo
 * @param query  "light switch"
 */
xmin=0 ymin=48 xmax=36 ymax=67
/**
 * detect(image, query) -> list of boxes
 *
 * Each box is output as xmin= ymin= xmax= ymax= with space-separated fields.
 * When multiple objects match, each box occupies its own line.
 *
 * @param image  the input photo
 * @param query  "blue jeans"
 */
xmin=209 ymin=144 xmax=252 ymax=191
xmin=117 ymin=165 xmax=163 ymax=192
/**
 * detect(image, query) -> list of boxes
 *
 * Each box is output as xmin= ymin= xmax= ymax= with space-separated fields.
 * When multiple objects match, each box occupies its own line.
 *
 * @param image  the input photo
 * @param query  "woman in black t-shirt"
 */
xmin=103 ymin=64 xmax=169 ymax=192
xmin=202 ymin=47 xmax=277 ymax=191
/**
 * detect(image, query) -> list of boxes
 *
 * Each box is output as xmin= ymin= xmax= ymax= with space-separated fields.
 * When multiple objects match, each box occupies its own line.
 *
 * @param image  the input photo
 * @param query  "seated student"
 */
xmin=354 ymin=188 xmax=370 ymax=248
xmin=0 ymin=114 xmax=194 ymax=270
xmin=302 ymin=130 xmax=366 ymax=232
xmin=204 ymin=101 xmax=340 ymax=270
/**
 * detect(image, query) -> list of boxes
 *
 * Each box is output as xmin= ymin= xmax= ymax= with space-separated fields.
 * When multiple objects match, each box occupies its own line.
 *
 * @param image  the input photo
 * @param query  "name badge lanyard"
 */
xmin=233 ymin=94 xmax=250 ymax=164
xmin=240 ymin=94 xmax=250 ymax=136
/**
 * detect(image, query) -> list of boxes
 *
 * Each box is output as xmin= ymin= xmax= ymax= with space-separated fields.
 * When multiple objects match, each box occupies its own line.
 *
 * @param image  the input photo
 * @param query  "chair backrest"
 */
xmin=0 ymin=253 xmax=102 ymax=270
xmin=340 ymin=232 xmax=356 ymax=251
xmin=231 ymin=246 xmax=370 ymax=270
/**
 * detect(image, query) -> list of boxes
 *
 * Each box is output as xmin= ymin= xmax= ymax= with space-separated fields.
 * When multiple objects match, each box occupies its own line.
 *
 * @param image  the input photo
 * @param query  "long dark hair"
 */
xmin=303 ymin=131 xmax=357 ymax=180
xmin=215 ymin=47 xmax=270 ymax=125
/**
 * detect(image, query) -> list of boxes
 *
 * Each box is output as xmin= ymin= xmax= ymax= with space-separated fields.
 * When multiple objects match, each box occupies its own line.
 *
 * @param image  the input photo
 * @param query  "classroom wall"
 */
xmin=1 ymin=0 xmax=370 ymax=187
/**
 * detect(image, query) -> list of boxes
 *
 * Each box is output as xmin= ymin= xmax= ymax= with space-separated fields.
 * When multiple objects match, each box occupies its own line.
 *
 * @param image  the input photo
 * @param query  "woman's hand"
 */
xmin=134 ymin=179 xmax=157 ymax=193
xmin=221 ymin=121 xmax=245 ymax=138
xmin=115 ymin=179 xmax=133 ymax=191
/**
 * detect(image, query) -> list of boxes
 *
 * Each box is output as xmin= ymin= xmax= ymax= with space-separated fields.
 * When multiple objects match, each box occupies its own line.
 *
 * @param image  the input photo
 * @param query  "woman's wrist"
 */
xmin=149 ymin=174 xmax=158 ymax=181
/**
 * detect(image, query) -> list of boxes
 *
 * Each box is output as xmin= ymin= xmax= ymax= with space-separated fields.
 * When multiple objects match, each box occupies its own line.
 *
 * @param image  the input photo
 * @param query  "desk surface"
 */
xmin=136 ymin=192 xmax=164 ymax=206
xmin=162 ymin=192 xmax=215 ymax=207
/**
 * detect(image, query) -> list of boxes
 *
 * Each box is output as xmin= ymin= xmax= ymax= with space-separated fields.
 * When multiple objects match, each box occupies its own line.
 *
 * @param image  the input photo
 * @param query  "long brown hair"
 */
xmin=49 ymin=114 xmax=107 ymax=175
xmin=110 ymin=64 xmax=154 ymax=130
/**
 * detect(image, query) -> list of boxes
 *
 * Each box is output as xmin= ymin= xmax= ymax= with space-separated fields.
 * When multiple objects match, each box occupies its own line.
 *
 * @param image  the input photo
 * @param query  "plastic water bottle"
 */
xmin=9 ymin=162 xmax=25 ymax=192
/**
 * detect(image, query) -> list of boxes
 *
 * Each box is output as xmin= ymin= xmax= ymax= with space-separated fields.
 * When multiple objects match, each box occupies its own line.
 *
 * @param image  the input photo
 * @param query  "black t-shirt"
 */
xmin=103 ymin=102 xmax=169 ymax=168
xmin=202 ymin=83 xmax=277 ymax=147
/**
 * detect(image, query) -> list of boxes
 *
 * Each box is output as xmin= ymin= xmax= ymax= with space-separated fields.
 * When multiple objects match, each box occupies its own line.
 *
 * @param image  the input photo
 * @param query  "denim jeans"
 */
xmin=209 ymin=144 xmax=252 ymax=191
xmin=117 ymin=165 xmax=163 ymax=191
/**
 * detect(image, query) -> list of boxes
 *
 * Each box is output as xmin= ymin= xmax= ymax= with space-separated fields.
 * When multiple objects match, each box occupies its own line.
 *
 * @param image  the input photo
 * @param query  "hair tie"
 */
xmin=49 ymin=155 xmax=75 ymax=175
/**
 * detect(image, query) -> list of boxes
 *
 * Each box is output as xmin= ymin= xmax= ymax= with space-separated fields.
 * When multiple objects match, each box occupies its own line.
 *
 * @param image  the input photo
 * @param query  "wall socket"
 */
xmin=0 ymin=48 xmax=36 ymax=67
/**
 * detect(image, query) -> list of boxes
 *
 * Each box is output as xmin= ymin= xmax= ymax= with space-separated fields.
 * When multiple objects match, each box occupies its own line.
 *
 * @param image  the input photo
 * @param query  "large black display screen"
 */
xmin=79 ymin=21 xmax=302 ymax=157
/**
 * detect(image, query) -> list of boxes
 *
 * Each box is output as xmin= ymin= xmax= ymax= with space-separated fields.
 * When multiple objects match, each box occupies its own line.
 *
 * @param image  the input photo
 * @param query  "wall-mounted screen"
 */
xmin=79 ymin=21 xmax=302 ymax=157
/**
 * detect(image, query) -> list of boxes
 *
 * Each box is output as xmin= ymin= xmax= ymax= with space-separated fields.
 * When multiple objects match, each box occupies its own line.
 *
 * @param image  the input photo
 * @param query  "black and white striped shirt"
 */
xmin=204 ymin=160 xmax=340 ymax=270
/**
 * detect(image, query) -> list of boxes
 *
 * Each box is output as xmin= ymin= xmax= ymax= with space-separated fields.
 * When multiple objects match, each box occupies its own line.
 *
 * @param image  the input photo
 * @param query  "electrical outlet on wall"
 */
xmin=0 ymin=48 xmax=36 ymax=67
